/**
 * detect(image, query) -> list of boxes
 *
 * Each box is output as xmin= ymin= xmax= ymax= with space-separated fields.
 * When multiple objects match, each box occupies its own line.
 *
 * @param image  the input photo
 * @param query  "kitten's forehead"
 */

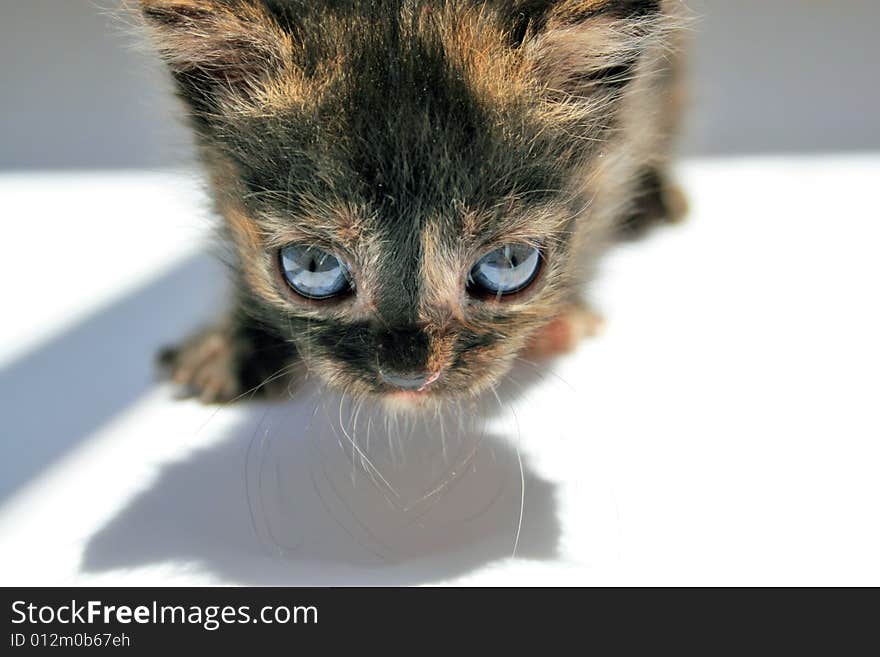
xmin=147 ymin=0 xmax=670 ymax=229
xmin=222 ymin=2 xmax=578 ymax=231
xmin=195 ymin=0 xmax=663 ymax=319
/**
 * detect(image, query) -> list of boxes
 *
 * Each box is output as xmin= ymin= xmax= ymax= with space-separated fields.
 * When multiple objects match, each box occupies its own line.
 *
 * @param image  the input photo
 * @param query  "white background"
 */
xmin=0 ymin=2 xmax=878 ymax=586
xmin=1 ymin=158 xmax=878 ymax=586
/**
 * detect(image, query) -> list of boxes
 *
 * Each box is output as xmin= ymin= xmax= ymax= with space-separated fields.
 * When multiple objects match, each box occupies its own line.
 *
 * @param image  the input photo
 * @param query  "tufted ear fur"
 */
xmin=136 ymin=0 xmax=293 ymax=111
xmin=508 ymin=0 xmax=672 ymax=100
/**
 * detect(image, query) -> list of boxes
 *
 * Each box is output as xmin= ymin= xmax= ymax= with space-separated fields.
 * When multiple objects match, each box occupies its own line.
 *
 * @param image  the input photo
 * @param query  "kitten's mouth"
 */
xmin=381 ymin=382 xmax=447 ymax=410
xmin=387 ymin=389 xmax=432 ymax=404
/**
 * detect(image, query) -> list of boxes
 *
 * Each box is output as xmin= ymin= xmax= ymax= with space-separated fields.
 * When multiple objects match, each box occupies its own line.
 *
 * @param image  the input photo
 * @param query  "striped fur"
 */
xmin=138 ymin=0 xmax=689 ymax=405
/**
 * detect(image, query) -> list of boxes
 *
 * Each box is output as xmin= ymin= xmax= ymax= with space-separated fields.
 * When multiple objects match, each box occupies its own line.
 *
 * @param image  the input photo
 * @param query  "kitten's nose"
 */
xmin=379 ymin=369 xmax=433 ymax=391
xmin=375 ymin=326 xmax=432 ymax=389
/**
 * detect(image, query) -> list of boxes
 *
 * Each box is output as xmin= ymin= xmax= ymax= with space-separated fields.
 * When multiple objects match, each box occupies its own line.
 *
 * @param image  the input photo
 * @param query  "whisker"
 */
xmin=513 ymin=445 xmax=525 ymax=560
xmin=336 ymin=387 xmax=401 ymax=500
xmin=188 ymin=358 xmax=305 ymax=441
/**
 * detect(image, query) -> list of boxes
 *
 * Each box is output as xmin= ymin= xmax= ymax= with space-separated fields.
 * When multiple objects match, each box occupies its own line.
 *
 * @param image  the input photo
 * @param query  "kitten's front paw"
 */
xmin=523 ymin=304 xmax=605 ymax=361
xmin=158 ymin=328 xmax=243 ymax=404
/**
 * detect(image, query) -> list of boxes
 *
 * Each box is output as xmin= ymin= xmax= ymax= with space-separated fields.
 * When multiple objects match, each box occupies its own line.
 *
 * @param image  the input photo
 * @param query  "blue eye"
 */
xmin=280 ymin=245 xmax=352 ymax=300
xmin=468 ymin=244 xmax=541 ymax=297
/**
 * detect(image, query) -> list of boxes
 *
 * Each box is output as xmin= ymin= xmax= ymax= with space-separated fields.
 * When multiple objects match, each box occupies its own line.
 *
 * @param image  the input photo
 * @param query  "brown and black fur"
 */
xmin=136 ymin=0 xmax=688 ymax=405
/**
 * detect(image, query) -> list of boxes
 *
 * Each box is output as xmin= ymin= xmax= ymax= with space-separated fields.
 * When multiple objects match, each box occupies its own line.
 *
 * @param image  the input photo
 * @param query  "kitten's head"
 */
xmin=139 ymin=0 xmax=672 ymax=405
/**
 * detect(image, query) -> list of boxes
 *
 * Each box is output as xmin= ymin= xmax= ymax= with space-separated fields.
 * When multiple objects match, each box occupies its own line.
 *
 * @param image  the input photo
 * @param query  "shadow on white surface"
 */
xmin=80 ymin=385 xmax=560 ymax=585
xmin=6 ymin=159 xmax=880 ymax=585
xmin=0 ymin=253 xmax=225 ymax=502
xmin=0 ymin=229 xmax=560 ymax=584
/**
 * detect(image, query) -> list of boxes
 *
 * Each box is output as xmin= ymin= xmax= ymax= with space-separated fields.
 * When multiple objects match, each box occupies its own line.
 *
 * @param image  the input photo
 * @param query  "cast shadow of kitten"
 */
xmin=80 ymin=369 xmax=560 ymax=585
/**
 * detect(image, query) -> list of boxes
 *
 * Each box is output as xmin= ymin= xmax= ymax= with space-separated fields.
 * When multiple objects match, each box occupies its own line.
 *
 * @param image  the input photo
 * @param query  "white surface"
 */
xmin=0 ymin=156 xmax=878 ymax=586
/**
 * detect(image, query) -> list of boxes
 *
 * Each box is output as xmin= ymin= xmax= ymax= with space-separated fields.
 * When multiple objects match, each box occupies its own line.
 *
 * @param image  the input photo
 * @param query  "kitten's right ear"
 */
xmin=136 ymin=0 xmax=292 ymax=109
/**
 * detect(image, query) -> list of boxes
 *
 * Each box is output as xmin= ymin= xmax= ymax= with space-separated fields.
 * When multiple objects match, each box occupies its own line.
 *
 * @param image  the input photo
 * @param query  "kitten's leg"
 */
xmin=523 ymin=303 xmax=605 ymax=360
xmin=158 ymin=314 xmax=300 ymax=404
xmin=617 ymin=167 xmax=689 ymax=238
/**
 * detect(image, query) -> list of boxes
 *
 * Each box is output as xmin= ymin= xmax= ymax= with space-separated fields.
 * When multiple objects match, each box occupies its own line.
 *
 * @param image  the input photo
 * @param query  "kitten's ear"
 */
xmin=137 ymin=0 xmax=292 ymax=107
xmin=516 ymin=0 xmax=671 ymax=99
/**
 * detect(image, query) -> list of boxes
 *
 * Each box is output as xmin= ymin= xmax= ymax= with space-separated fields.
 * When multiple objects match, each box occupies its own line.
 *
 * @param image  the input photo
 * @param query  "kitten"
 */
xmin=140 ymin=0 xmax=688 ymax=406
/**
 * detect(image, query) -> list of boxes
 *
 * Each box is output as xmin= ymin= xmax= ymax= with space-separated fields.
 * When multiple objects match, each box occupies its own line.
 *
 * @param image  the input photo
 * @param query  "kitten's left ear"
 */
xmin=517 ymin=0 xmax=673 ymax=99
xmin=136 ymin=0 xmax=293 ymax=109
